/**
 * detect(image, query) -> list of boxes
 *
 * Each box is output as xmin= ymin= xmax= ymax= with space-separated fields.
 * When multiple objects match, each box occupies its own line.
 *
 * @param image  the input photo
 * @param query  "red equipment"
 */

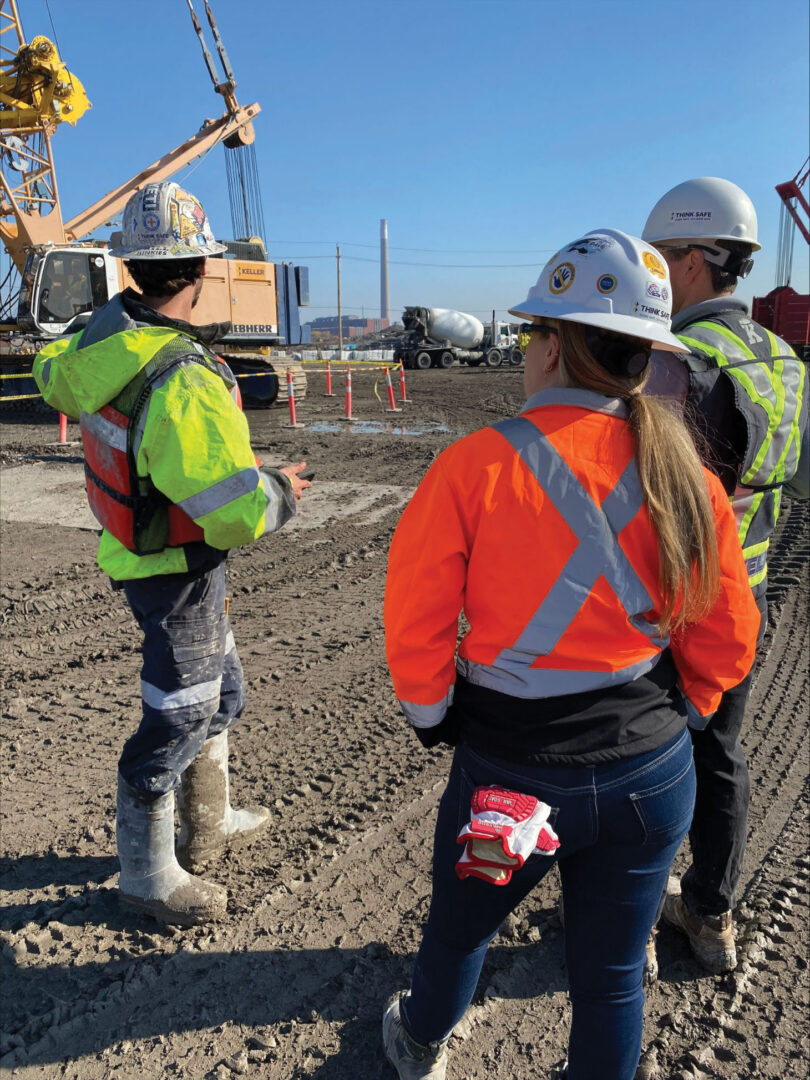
xmin=752 ymin=160 xmax=810 ymax=358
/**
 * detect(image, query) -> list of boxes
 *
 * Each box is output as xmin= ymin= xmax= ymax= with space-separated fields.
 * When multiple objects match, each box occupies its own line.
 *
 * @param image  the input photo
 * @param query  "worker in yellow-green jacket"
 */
xmin=34 ymin=181 xmax=312 ymax=927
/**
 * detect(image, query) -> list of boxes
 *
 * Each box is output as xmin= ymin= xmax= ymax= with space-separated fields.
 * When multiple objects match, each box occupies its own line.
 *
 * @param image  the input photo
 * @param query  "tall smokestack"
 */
xmin=380 ymin=218 xmax=390 ymax=323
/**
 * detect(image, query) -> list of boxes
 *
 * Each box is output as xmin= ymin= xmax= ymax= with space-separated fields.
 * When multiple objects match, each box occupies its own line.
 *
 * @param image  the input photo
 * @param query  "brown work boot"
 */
xmin=662 ymin=887 xmax=736 ymax=973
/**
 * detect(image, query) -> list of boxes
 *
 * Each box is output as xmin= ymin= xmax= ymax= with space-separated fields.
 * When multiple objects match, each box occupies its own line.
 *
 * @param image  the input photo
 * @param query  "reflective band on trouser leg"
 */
xmin=458 ymin=416 xmax=668 ymax=698
xmin=141 ymin=677 xmax=223 ymax=712
xmin=119 ymin=568 xmax=229 ymax=796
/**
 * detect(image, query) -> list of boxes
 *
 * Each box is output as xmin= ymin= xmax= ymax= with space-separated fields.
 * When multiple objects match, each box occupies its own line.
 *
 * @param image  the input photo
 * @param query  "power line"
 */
xmin=272 ymin=254 xmax=543 ymax=269
xmin=269 ymin=239 xmax=554 ymax=255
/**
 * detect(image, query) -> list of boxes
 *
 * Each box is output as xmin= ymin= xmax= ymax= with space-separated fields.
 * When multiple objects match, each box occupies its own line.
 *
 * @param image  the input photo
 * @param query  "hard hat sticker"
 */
xmin=597 ymin=274 xmax=617 ymax=294
xmin=645 ymin=281 xmax=669 ymax=301
xmin=669 ymin=210 xmax=713 ymax=222
xmin=642 ymin=251 xmax=666 ymax=279
xmin=567 ymin=236 xmax=615 ymax=255
xmin=549 ymin=262 xmax=576 ymax=294
xmin=633 ymin=301 xmax=669 ymax=322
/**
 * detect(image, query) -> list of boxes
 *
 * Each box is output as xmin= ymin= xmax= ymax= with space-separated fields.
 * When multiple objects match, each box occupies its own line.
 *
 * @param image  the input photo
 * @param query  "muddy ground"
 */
xmin=1 ymin=365 xmax=808 ymax=1080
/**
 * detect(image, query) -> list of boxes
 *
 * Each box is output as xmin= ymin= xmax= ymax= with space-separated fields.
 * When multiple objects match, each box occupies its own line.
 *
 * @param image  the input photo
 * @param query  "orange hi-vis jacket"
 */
xmin=385 ymin=388 xmax=760 ymax=734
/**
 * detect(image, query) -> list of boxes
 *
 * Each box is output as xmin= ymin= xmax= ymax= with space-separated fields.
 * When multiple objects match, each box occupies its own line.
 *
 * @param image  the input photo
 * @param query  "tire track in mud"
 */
xmin=1 ymin=378 xmax=807 ymax=1079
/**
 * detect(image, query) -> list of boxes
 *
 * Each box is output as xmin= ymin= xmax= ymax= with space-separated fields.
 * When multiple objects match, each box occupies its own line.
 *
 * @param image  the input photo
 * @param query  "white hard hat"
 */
xmin=642 ymin=177 xmax=760 ymax=252
xmin=109 ymin=181 xmax=226 ymax=259
xmin=508 ymin=228 xmax=683 ymax=352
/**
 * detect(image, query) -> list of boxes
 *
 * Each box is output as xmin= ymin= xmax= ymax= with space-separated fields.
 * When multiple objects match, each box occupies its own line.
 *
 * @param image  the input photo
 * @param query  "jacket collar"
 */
xmin=521 ymin=386 xmax=629 ymax=419
xmin=120 ymin=289 xmax=231 ymax=348
xmin=671 ymin=296 xmax=749 ymax=334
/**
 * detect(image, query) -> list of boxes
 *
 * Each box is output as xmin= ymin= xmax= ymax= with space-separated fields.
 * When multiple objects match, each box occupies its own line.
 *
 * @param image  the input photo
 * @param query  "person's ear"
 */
xmin=544 ymin=334 xmax=561 ymax=373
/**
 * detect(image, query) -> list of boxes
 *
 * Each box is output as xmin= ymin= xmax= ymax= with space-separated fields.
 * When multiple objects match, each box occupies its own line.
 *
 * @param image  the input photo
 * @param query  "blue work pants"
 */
xmin=117 ymin=564 xmax=245 ymax=797
xmin=401 ymin=729 xmax=695 ymax=1080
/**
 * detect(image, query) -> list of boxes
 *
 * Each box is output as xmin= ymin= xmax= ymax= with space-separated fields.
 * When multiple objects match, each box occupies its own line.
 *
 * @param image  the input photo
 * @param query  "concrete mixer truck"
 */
xmin=394 ymin=307 xmax=522 ymax=369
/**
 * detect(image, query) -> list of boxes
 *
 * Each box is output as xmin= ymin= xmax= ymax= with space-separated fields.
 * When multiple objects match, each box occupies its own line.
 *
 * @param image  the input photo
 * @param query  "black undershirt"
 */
xmin=455 ymin=650 xmax=686 ymax=766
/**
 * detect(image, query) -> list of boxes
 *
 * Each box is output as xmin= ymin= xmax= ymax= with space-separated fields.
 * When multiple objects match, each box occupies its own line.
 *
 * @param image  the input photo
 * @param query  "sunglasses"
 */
xmin=519 ymin=322 xmax=558 ymax=337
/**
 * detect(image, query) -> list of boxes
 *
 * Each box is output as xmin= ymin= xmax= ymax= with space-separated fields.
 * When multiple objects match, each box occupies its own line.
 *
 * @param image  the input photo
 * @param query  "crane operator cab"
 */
xmin=18 ymin=247 xmax=118 ymax=336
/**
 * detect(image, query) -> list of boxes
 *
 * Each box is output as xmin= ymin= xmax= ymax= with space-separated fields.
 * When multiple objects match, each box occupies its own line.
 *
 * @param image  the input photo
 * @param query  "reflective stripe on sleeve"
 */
xmin=684 ymin=695 xmax=714 ymax=731
xmin=399 ymin=685 xmax=455 ymax=729
xmin=224 ymin=629 xmax=236 ymax=656
xmin=141 ymin=676 xmax=222 ymax=712
xmin=260 ymin=470 xmax=290 ymax=534
xmin=175 ymin=468 xmax=261 ymax=520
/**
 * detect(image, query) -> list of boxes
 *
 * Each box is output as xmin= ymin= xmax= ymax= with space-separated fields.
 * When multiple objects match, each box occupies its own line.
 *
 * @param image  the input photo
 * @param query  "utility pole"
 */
xmin=336 ymin=244 xmax=343 ymax=360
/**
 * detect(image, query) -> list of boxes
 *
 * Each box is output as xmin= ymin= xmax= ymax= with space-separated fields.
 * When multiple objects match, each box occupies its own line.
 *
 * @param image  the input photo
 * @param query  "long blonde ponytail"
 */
xmin=553 ymin=321 xmax=720 ymax=633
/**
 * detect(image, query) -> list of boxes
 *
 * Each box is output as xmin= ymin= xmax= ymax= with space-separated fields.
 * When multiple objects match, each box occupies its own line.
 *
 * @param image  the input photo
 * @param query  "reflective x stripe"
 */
xmin=141 ymin=676 xmax=222 ymax=712
xmin=80 ymin=409 xmax=127 ymax=452
xmin=176 ymin=468 xmax=261 ymax=520
xmin=458 ymin=415 xmax=667 ymax=698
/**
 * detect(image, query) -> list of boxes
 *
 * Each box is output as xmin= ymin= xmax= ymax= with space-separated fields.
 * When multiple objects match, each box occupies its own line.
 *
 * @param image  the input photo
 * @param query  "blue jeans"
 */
xmin=401 ymin=728 xmax=695 ymax=1080
xmin=117 ymin=564 xmax=246 ymax=797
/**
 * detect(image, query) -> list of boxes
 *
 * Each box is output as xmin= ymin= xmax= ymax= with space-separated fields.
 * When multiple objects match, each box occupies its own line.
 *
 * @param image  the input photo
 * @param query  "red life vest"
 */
xmin=80 ymin=343 xmax=240 ymax=555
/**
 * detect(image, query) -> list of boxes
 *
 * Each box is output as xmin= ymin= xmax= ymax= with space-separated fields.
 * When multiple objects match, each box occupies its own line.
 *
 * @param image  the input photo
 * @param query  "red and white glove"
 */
xmin=455 ymin=785 xmax=560 ymax=885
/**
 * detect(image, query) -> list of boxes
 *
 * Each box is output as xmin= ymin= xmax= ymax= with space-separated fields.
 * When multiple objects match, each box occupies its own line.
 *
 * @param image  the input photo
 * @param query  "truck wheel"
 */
xmin=438 ymin=351 xmax=454 ymax=369
xmin=484 ymin=348 xmax=503 ymax=368
xmin=508 ymin=347 xmax=523 ymax=366
xmin=415 ymin=351 xmax=432 ymax=370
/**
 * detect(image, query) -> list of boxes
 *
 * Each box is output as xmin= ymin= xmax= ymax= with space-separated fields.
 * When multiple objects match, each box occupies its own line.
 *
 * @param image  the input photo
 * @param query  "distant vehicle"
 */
xmin=395 ymin=307 xmax=522 ymax=370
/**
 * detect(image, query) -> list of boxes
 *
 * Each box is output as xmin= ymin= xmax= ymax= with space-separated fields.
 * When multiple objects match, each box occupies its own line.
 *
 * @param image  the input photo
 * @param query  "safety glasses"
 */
xmin=519 ymin=322 xmax=558 ymax=337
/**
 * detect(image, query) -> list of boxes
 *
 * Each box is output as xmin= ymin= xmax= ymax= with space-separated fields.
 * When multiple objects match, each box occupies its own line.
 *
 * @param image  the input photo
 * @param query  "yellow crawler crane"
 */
xmin=0 ymin=0 xmax=307 ymax=407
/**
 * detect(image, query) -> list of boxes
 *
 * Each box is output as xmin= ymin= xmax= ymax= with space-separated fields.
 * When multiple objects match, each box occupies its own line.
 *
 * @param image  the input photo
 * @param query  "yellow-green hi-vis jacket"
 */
xmin=34 ymin=291 xmax=295 ymax=581
xmin=673 ymin=298 xmax=807 ymax=594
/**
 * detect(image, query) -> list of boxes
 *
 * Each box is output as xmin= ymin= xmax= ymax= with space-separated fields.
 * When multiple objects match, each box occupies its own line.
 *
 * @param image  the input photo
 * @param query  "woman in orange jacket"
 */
xmin=381 ymin=230 xmax=760 ymax=1080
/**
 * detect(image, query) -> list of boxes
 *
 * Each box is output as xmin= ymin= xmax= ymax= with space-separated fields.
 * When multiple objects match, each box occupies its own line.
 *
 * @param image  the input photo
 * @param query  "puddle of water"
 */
xmin=307 ymin=420 xmax=449 ymax=436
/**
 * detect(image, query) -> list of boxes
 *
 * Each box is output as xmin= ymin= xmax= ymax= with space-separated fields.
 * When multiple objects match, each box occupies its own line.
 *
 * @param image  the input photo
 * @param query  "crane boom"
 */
xmin=775 ymin=157 xmax=810 ymax=247
xmin=63 ymin=101 xmax=260 ymax=242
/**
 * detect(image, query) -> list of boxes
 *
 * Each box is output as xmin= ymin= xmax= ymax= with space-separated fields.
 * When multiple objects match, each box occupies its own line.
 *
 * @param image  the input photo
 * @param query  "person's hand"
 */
xmin=280 ymin=461 xmax=313 ymax=500
xmin=412 ymin=704 xmax=461 ymax=749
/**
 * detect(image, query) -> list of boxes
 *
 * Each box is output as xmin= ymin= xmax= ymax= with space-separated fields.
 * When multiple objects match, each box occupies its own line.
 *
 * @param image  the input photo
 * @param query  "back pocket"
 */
xmin=630 ymin=758 xmax=695 ymax=843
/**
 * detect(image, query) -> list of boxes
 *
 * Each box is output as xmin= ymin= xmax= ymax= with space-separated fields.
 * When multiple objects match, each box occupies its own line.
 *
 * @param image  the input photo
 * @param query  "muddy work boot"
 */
xmin=176 ymin=730 xmax=270 ymax=872
xmin=382 ymin=991 xmax=449 ymax=1080
xmin=662 ymin=879 xmax=736 ymax=973
xmin=116 ymin=775 xmax=227 ymax=926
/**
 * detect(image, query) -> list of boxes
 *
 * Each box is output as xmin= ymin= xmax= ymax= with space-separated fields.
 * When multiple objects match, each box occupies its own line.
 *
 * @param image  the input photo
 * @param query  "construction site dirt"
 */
xmin=1 ymin=366 xmax=808 ymax=1080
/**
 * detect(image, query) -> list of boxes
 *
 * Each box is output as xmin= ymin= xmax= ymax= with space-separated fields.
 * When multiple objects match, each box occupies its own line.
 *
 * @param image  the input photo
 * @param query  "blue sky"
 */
xmin=11 ymin=0 xmax=810 ymax=322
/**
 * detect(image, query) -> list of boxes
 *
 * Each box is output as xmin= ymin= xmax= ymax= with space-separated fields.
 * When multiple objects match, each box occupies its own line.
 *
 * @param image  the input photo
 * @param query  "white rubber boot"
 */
xmin=176 ymin=730 xmax=270 ymax=872
xmin=116 ymin=775 xmax=227 ymax=926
